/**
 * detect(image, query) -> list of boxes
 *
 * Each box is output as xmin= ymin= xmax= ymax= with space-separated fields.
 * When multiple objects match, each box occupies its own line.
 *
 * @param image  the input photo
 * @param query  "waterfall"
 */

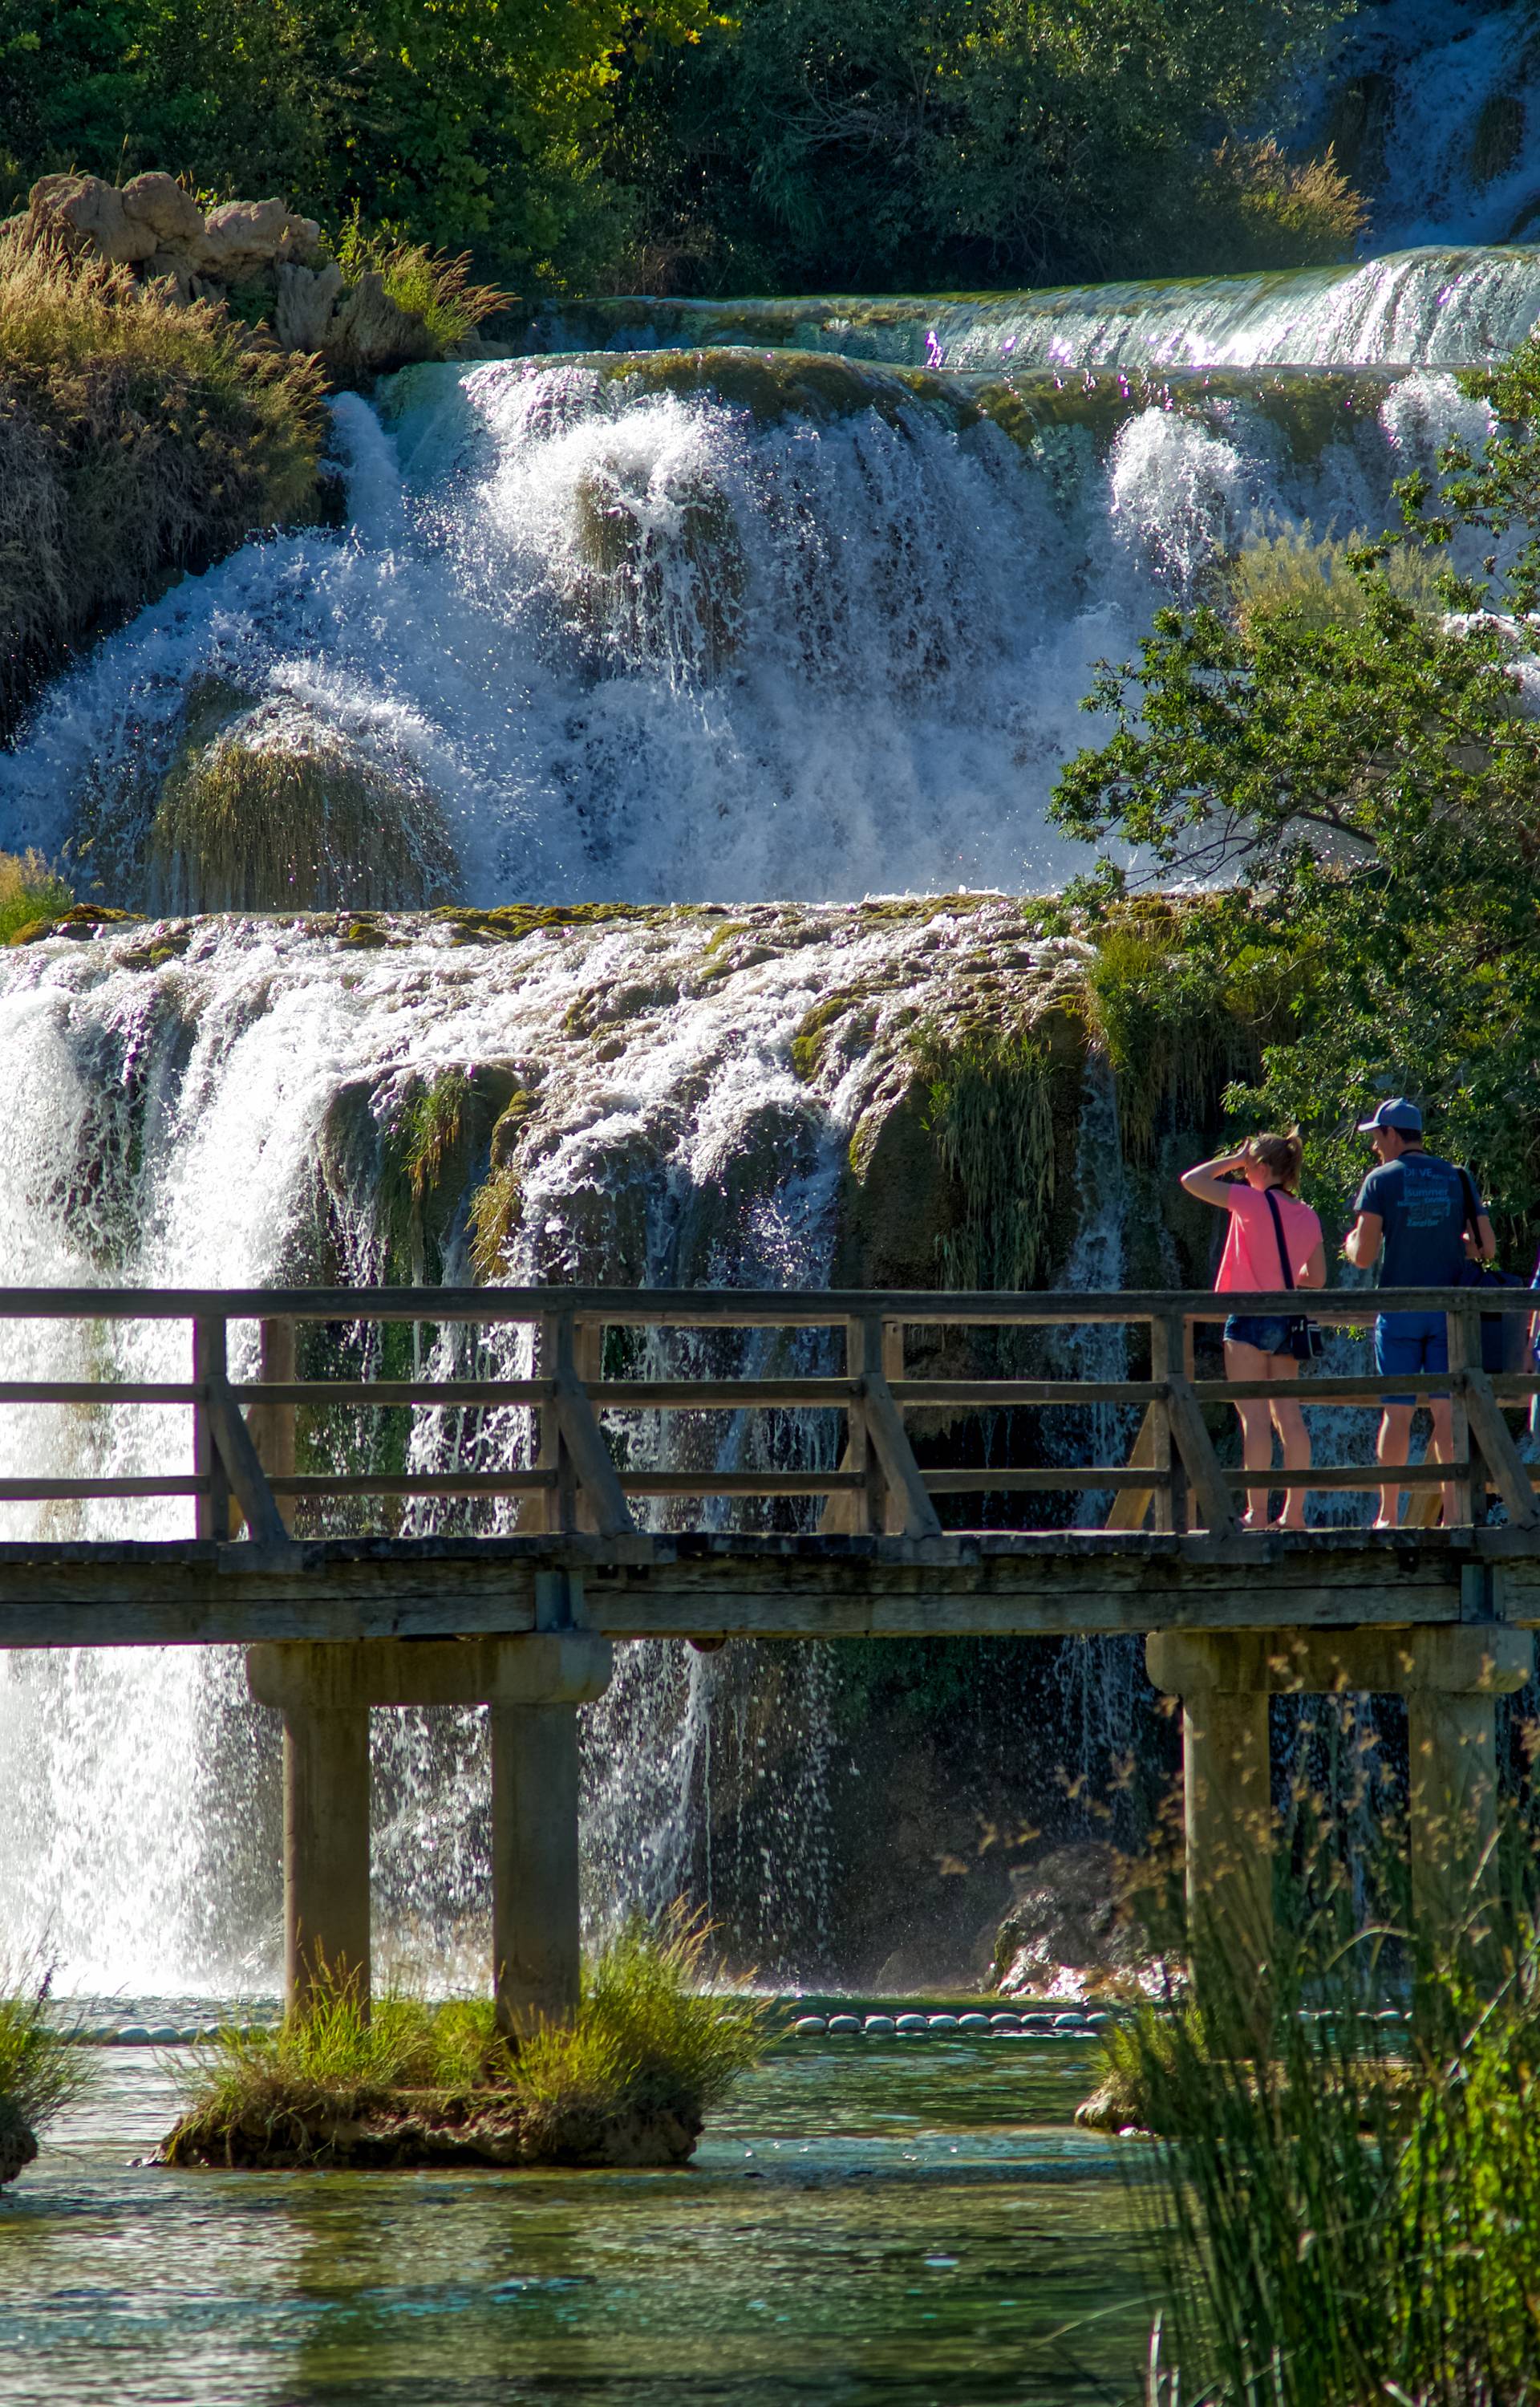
xmin=0 ymin=352 xmax=1485 ymax=912
xmin=0 ymin=206 xmax=1528 ymax=1989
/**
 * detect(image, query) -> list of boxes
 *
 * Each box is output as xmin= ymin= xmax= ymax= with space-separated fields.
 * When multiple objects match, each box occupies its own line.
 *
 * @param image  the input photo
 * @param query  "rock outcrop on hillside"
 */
xmin=11 ymin=173 xmax=440 ymax=377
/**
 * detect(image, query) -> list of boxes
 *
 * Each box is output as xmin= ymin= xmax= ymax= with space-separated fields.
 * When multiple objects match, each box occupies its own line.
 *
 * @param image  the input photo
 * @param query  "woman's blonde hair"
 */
xmin=1245 ymin=1130 xmax=1303 ymax=1193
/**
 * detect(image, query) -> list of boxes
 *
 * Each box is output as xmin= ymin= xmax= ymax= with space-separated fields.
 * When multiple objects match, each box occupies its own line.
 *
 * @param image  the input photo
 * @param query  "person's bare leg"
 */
xmin=1427 ymin=1398 xmax=1458 ymax=1525
xmin=1376 ymin=1404 xmax=1415 ymax=1528
xmin=1267 ymin=1359 xmax=1310 ymax=1529
xmin=1225 ymin=1338 xmax=1274 ymax=1527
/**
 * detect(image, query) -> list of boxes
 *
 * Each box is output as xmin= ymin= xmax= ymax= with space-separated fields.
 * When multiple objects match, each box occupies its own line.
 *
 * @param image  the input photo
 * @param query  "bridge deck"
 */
xmin=0 ymin=1526 xmax=1531 ymax=1648
xmin=1 ymin=1282 xmax=1538 ymax=1649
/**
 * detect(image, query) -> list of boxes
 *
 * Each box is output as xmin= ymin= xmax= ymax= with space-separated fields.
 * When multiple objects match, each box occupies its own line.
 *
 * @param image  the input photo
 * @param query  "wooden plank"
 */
xmin=927 ymin=1466 xmax=1173 ymax=1492
xmin=1461 ymin=1367 xmax=1540 ymax=1530
xmin=890 ymin=1380 xmax=1165 ymax=1407
xmin=618 ymin=1471 xmax=864 ymax=1496
xmin=3 ymin=1282 xmax=1532 ymax=1328
xmin=1105 ymin=1405 xmax=1158 ymax=1533
xmin=553 ymin=1366 xmax=636 ymax=1539
xmin=1159 ymin=1312 xmax=1238 ymax=1538
xmin=192 ymin=1318 xmax=233 ymax=1541
xmin=859 ymin=1347 xmax=944 ymax=1540
xmin=270 ymin=1472 xmax=557 ymax=1496
xmin=0 ymin=1383 xmax=203 ymax=1406
xmin=229 ymin=1380 xmax=553 ymax=1407
xmin=0 ymin=1477 xmax=208 ymax=1500
xmin=201 ymin=1358 xmax=292 ymax=1552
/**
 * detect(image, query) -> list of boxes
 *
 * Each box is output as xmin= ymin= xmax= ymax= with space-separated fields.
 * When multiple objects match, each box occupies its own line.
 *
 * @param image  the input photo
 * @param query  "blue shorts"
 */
xmin=1375 ymin=1310 xmax=1447 ymax=1406
xmin=1224 ymin=1315 xmax=1293 ymax=1355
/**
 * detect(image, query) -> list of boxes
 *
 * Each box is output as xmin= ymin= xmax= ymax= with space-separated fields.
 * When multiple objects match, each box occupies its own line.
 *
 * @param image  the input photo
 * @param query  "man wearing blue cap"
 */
xmin=1342 ymin=1099 xmax=1495 ymax=1526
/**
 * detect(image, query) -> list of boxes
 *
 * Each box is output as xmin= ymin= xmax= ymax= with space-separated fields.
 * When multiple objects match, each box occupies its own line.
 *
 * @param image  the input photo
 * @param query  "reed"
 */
xmin=0 ymin=1963 xmax=92 ymax=2184
xmin=0 ymin=849 xmax=73 ymax=944
xmin=1122 ymin=1808 xmax=1540 ymax=2407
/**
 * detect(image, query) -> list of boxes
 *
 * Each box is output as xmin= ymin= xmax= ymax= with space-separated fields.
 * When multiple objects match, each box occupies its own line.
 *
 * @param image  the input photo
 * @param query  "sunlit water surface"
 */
xmin=0 ymin=2036 xmax=1149 ymax=2405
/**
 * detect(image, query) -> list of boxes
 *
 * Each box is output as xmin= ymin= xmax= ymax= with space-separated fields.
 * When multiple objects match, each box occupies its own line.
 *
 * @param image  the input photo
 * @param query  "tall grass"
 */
xmin=1121 ymin=1811 xmax=1540 ymax=2407
xmin=0 ymin=849 xmax=73 ymax=944
xmin=0 ymin=1963 xmax=92 ymax=2147
xmin=334 ymin=214 xmax=509 ymax=352
xmin=0 ymin=230 xmax=325 ymax=736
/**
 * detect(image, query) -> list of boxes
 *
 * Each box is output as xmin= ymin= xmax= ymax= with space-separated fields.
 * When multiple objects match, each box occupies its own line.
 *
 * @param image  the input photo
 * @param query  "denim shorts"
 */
xmin=1223 ymin=1314 xmax=1294 ymax=1355
xmin=1374 ymin=1309 xmax=1448 ymax=1406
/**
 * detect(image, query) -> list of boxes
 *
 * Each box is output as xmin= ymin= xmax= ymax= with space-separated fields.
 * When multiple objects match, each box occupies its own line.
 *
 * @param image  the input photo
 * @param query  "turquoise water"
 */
xmin=0 ymin=2039 xmax=1151 ymax=2405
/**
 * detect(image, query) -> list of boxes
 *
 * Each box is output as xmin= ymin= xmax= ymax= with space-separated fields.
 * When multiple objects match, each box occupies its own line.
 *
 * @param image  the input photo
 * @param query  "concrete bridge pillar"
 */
xmin=1147 ymin=1625 xmax=1534 ymax=1992
xmin=247 ymin=1630 xmax=613 ymax=2023
xmin=281 ymin=1692 xmax=372 ymax=2011
xmin=1145 ymin=1633 xmax=1275 ymax=2011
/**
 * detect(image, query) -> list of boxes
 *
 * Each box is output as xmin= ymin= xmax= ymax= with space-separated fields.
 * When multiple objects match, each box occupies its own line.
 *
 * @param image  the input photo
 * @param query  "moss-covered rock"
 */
xmin=148 ymin=700 xmax=460 ymax=913
xmin=160 ymin=2088 xmax=699 ymax=2170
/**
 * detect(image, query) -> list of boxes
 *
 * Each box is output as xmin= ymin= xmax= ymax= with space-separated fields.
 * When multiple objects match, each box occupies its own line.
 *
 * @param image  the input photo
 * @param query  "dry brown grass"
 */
xmin=0 ymin=232 xmax=326 ymax=737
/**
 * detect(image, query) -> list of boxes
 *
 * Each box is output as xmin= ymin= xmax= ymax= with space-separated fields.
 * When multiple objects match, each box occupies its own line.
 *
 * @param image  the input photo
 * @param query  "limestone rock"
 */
xmin=197 ymin=196 xmax=290 ymax=277
xmin=991 ymin=1841 xmax=1148 ymax=2000
xmin=120 ymin=173 xmax=204 ymax=250
xmin=27 ymin=173 xmax=157 ymax=265
xmin=322 ymin=270 xmax=438 ymax=377
xmin=274 ymin=260 xmax=346 ymax=351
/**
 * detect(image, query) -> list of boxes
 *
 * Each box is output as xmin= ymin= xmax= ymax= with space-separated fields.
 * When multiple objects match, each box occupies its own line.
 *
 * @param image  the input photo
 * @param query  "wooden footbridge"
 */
xmin=2 ymin=1283 xmax=1537 ymax=2023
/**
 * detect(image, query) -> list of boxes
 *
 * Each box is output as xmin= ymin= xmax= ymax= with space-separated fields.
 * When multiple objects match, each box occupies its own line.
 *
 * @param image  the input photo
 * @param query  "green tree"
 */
xmin=612 ymin=0 xmax=1359 ymax=294
xmin=1049 ymin=340 xmax=1540 ymax=1239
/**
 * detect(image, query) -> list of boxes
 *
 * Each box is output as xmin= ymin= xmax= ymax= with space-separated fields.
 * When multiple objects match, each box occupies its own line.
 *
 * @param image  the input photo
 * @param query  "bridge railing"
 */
xmin=0 ymin=1285 xmax=1536 ymax=1544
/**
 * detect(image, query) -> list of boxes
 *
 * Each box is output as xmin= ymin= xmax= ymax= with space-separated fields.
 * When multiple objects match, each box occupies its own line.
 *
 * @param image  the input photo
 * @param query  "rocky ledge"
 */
xmin=10 ymin=173 xmax=452 ymax=377
xmin=160 ymin=2090 xmax=702 ymax=2172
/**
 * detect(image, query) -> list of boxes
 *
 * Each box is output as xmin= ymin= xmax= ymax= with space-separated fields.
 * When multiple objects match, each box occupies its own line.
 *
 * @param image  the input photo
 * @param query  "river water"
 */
xmin=0 ymin=2036 xmax=1144 ymax=2406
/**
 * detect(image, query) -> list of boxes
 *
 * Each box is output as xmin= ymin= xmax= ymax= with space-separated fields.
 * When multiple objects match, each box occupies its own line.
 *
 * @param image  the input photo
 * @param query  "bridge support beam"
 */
xmin=491 ymin=1705 xmax=583 ymax=2036
xmin=1147 ymin=1625 xmax=1534 ymax=1994
xmin=248 ymin=1632 xmax=613 ymax=2024
xmin=1146 ymin=1633 xmax=1274 ymax=2017
xmin=282 ymin=1691 xmax=371 ymax=2013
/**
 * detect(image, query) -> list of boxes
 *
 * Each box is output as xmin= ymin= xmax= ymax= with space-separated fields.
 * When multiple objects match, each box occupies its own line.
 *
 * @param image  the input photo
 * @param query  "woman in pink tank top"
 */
xmin=1180 ymin=1133 xmax=1326 ymax=1530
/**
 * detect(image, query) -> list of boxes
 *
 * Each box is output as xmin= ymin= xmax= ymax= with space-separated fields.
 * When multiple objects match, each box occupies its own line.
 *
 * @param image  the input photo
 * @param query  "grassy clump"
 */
xmin=915 ymin=1023 xmax=1058 ymax=1293
xmin=0 ymin=231 xmax=326 ymax=737
xmin=334 ymin=216 xmax=509 ymax=353
xmin=164 ymin=1914 xmax=775 ymax=2170
xmin=0 ymin=1966 xmax=92 ymax=2183
xmin=1230 ymin=521 xmax=1444 ymax=636
xmin=0 ymin=848 xmax=73 ymax=944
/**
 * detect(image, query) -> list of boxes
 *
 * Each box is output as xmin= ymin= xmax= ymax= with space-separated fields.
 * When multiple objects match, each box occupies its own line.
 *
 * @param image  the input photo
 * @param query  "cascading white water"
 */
xmin=0 ymin=355 xmax=1485 ymax=913
xmin=0 ymin=237 xmax=1518 ymax=1990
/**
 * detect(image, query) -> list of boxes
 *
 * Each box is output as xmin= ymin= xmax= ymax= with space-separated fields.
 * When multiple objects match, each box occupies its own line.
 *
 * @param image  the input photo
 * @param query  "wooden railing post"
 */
xmin=192 ymin=1315 xmax=233 ymax=1540
xmin=1445 ymin=1307 xmax=1477 ymax=1528
xmin=846 ymin=1316 xmax=888 ymax=1536
xmin=247 ymin=1317 xmax=297 ymax=1532
xmin=1156 ymin=1309 xmax=1235 ymax=1539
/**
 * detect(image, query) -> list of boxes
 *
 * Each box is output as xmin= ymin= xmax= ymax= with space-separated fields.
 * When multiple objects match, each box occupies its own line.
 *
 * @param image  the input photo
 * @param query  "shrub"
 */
xmin=515 ymin=1909 xmax=775 ymax=2123
xmin=0 ymin=848 xmax=72 ymax=944
xmin=1229 ymin=521 xmax=1444 ymax=635
xmin=0 ymin=230 xmax=326 ymax=737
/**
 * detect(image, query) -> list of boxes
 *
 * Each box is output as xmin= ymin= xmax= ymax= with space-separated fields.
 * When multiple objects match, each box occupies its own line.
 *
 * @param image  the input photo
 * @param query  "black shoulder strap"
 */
xmin=1457 ymin=1163 xmax=1482 ymax=1241
xmin=1263 ymin=1186 xmax=1295 ymax=1293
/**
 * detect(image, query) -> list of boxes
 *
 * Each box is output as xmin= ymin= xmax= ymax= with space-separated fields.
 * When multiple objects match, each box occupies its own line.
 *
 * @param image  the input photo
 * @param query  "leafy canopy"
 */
xmin=1049 ymin=339 xmax=1540 ymax=1232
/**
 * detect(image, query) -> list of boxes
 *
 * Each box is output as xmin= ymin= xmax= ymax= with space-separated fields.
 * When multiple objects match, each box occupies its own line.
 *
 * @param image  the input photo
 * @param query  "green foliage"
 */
xmin=0 ymin=848 xmax=72 ymax=944
xmin=148 ymin=721 xmax=459 ymax=913
xmin=0 ymin=1964 xmax=91 ymax=2137
xmin=1080 ymin=911 xmax=1262 ymax=1164
xmin=0 ymin=231 xmax=325 ymax=737
xmin=915 ymin=1022 xmax=1056 ymax=1291
xmin=0 ymin=0 xmax=726 ymax=291
xmin=378 ymin=1066 xmax=472 ymax=1281
xmin=1052 ymin=340 xmax=1540 ymax=1240
xmin=612 ymin=0 xmax=1357 ymax=295
xmin=1229 ymin=521 xmax=1444 ymax=636
xmin=332 ymin=213 xmax=509 ymax=351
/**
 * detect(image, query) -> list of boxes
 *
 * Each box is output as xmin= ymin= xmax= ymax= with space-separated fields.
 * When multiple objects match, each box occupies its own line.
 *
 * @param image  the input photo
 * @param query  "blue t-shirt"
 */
xmin=1353 ymin=1152 xmax=1478 ymax=1289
